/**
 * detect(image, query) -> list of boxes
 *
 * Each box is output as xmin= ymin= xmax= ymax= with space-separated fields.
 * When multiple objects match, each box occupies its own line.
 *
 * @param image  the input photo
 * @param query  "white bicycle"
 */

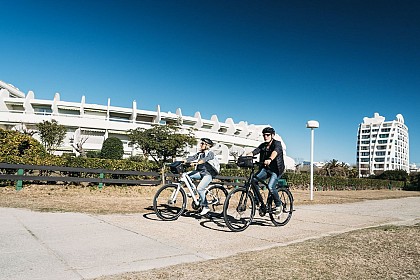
xmin=153 ymin=161 xmax=228 ymax=221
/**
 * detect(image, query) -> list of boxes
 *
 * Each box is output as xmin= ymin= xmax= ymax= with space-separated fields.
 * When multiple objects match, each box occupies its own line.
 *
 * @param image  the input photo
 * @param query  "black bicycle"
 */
xmin=223 ymin=156 xmax=294 ymax=232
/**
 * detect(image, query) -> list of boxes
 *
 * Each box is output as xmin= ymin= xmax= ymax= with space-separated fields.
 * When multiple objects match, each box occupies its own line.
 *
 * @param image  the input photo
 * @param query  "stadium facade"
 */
xmin=0 ymin=80 xmax=295 ymax=169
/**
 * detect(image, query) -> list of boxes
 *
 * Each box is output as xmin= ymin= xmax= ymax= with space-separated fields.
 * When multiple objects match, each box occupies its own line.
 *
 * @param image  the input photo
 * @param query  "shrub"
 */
xmin=86 ymin=150 xmax=101 ymax=158
xmin=0 ymin=129 xmax=48 ymax=164
xmin=373 ymin=170 xmax=409 ymax=181
xmin=100 ymin=137 xmax=124 ymax=160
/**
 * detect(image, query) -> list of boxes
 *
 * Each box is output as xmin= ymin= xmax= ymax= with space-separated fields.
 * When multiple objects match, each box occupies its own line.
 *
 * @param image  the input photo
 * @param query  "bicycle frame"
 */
xmin=155 ymin=164 xmax=228 ymax=221
xmin=245 ymin=163 xmax=271 ymax=206
xmin=223 ymin=156 xmax=294 ymax=231
xmin=171 ymin=171 xmax=201 ymax=206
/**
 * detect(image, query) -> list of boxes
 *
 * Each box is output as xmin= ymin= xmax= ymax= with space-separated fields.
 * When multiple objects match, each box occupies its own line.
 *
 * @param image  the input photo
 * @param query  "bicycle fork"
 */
xmin=168 ymin=183 xmax=182 ymax=205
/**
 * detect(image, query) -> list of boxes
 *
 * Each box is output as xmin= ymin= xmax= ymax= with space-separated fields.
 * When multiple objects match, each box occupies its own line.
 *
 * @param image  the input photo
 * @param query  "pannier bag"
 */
xmin=237 ymin=156 xmax=254 ymax=168
xmin=169 ymin=161 xmax=184 ymax=174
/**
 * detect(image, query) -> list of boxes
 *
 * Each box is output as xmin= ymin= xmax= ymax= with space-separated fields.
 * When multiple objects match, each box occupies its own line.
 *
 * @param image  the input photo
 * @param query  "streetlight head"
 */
xmin=306 ymin=120 xmax=319 ymax=129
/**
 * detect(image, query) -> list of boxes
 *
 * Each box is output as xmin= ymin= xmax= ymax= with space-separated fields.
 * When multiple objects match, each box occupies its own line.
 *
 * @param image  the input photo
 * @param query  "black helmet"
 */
xmin=201 ymin=138 xmax=214 ymax=147
xmin=262 ymin=127 xmax=275 ymax=135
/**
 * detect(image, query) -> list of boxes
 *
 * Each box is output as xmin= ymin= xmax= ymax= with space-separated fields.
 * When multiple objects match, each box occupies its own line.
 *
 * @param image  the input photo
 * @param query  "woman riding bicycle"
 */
xmin=185 ymin=138 xmax=218 ymax=215
xmin=249 ymin=127 xmax=285 ymax=215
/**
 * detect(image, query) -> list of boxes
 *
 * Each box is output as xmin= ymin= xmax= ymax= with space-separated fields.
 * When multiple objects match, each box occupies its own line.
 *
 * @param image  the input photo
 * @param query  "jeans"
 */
xmin=252 ymin=168 xmax=282 ymax=207
xmin=188 ymin=172 xmax=212 ymax=207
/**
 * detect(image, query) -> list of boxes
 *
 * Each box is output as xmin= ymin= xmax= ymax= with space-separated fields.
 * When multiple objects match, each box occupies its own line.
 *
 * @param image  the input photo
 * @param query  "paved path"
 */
xmin=1 ymin=197 xmax=419 ymax=280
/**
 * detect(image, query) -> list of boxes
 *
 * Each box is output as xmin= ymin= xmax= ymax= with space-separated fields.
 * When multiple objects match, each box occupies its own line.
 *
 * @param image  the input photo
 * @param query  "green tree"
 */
xmin=100 ymin=137 xmax=124 ymax=160
xmin=320 ymin=159 xmax=339 ymax=177
xmin=127 ymin=124 xmax=196 ymax=164
xmin=36 ymin=120 xmax=67 ymax=154
xmin=319 ymin=159 xmax=352 ymax=177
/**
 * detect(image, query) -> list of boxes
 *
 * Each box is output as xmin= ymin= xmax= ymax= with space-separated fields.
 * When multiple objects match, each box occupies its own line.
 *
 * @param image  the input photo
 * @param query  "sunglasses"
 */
xmin=200 ymin=142 xmax=207 ymax=145
xmin=263 ymin=133 xmax=272 ymax=137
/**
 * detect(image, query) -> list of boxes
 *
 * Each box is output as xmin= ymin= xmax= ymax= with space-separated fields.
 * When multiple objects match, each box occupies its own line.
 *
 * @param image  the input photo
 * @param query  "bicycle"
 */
xmin=153 ymin=161 xmax=228 ymax=221
xmin=223 ymin=156 xmax=294 ymax=232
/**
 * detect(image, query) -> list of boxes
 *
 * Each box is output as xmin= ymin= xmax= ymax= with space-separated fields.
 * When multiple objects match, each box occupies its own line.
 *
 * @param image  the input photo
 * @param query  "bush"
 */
xmin=0 ymin=129 xmax=48 ymax=164
xmin=100 ymin=137 xmax=124 ymax=160
xmin=404 ymin=173 xmax=420 ymax=191
xmin=86 ymin=150 xmax=101 ymax=158
xmin=373 ymin=170 xmax=409 ymax=181
xmin=218 ymin=165 xmax=406 ymax=191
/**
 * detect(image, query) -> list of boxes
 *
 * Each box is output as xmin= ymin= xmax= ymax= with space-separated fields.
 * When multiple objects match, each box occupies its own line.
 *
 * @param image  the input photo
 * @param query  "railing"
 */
xmin=0 ymin=163 xmax=247 ymax=190
xmin=0 ymin=163 xmax=161 ymax=190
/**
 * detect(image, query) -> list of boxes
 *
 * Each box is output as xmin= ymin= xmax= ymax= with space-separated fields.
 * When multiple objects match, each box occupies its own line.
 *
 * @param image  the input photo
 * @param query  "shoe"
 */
xmin=200 ymin=207 xmax=210 ymax=215
xmin=274 ymin=205 xmax=282 ymax=215
xmin=248 ymin=205 xmax=260 ymax=211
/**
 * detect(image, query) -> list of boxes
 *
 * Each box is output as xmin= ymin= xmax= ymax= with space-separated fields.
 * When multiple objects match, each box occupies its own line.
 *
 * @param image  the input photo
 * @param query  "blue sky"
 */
xmin=1 ymin=0 xmax=419 ymax=165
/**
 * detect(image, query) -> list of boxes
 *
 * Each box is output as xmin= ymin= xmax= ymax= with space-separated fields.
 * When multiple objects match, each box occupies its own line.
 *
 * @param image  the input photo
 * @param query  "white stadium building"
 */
xmin=0 ymin=80 xmax=295 ymax=170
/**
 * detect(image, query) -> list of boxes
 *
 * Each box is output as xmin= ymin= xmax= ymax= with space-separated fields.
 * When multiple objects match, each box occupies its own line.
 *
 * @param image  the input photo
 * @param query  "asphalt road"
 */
xmin=1 ymin=197 xmax=419 ymax=280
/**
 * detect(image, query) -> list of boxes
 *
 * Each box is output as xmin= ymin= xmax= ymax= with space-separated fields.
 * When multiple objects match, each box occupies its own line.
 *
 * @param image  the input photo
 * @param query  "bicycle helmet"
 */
xmin=262 ymin=127 xmax=275 ymax=135
xmin=201 ymin=138 xmax=214 ymax=147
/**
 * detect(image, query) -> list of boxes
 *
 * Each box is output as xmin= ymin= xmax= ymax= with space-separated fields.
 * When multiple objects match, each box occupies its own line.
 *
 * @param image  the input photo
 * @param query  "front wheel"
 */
xmin=268 ymin=187 xmax=293 ymax=226
xmin=223 ymin=187 xmax=255 ymax=232
xmin=206 ymin=184 xmax=228 ymax=216
xmin=153 ymin=184 xmax=187 ymax=220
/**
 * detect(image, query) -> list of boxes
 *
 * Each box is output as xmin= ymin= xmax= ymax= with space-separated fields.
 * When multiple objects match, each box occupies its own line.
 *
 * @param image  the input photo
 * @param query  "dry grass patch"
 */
xmin=0 ymin=184 xmax=419 ymax=214
xmin=94 ymin=223 xmax=420 ymax=280
xmin=0 ymin=184 xmax=159 ymax=214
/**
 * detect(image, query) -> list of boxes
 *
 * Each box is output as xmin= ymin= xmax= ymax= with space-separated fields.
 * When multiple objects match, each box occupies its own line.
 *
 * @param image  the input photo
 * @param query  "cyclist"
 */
xmin=249 ymin=127 xmax=285 ymax=215
xmin=185 ymin=138 xmax=218 ymax=215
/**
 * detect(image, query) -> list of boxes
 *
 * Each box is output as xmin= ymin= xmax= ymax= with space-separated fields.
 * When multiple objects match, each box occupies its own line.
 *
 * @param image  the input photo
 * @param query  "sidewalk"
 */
xmin=1 ymin=197 xmax=419 ymax=280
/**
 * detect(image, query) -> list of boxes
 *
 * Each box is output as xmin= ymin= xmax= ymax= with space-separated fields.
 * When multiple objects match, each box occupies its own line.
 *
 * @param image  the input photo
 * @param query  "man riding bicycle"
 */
xmin=249 ymin=127 xmax=285 ymax=215
xmin=185 ymin=138 xmax=218 ymax=215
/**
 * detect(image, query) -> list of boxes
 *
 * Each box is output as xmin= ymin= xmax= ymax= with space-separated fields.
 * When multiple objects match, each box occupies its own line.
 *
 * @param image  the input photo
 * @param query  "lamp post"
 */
xmin=306 ymin=120 xmax=319 ymax=201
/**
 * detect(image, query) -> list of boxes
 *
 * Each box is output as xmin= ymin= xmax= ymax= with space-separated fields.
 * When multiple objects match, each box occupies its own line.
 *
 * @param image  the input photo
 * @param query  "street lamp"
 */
xmin=306 ymin=120 xmax=319 ymax=201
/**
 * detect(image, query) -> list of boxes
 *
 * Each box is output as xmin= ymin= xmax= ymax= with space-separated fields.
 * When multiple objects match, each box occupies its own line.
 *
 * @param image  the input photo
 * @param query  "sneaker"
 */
xmin=249 ymin=204 xmax=259 ymax=210
xmin=200 ymin=207 xmax=210 ymax=215
xmin=274 ymin=205 xmax=282 ymax=215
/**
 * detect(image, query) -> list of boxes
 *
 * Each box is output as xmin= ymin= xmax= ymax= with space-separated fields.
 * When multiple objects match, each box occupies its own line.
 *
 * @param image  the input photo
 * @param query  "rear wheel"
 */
xmin=223 ymin=187 xmax=255 ymax=232
xmin=206 ymin=184 xmax=228 ymax=216
xmin=153 ymin=184 xmax=186 ymax=220
xmin=268 ymin=187 xmax=293 ymax=226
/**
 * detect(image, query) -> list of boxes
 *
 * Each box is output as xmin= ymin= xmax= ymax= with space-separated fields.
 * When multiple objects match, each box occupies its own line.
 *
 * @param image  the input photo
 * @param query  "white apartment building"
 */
xmin=0 ymin=80 xmax=295 ymax=169
xmin=357 ymin=112 xmax=409 ymax=176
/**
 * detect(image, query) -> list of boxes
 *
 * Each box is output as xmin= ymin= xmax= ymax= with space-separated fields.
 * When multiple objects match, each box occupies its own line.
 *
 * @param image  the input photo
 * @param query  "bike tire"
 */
xmin=223 ymin=187 xmax=255 ymax=232
xmin=206 ymin=184 xmax=228 ymax=216
xmin=153 ymin=184 xmax=187 ymax=221
xmin=268 ymin=187 xmax=294 ymax=226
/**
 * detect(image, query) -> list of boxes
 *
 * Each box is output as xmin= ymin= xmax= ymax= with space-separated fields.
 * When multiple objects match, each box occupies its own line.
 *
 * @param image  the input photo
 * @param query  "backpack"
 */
xmin=207 ymin=156 xmax=220 ymax=175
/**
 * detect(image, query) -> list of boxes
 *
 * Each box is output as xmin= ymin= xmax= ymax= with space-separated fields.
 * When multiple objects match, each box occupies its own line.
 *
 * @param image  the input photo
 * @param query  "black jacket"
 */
xmin=252 ymin=139 xmax=285 ymax=176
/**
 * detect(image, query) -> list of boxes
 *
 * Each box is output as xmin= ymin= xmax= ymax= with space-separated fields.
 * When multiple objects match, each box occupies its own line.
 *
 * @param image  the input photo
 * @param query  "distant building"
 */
xmin=0 ymin=80 xmax=296 ymax=169
xmin=357 ymin=112 xmax=409 ymax=176
xmin=409 ymin=163 xmax=420 ymax=173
